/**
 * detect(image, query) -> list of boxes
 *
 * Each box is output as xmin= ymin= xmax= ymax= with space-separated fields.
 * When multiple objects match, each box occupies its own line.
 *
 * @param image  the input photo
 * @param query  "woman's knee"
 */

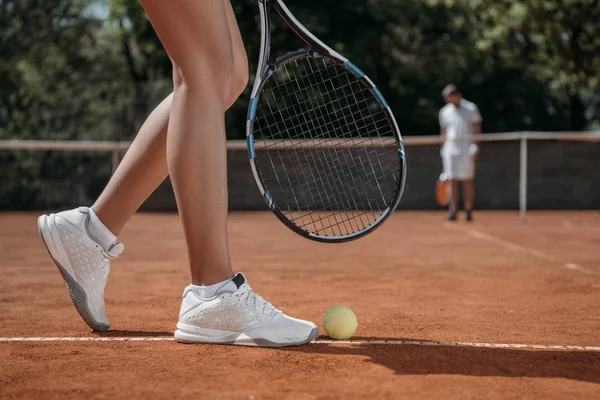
xmin=172 ymin=59 xmax=184 ymax=87
xmin=228 ymin=66 xmax=248 ymax=103
xmin=174 ymin=48 xmax=235 ymax=98
xmin=185 ymin=60 xmax=233 ymax=88
xmin=227 ymin=47 xmax=249 ymax=102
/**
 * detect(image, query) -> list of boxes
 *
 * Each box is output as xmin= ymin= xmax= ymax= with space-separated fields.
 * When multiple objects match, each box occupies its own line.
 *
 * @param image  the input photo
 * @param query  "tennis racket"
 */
xmin=246 ymin=0 xmax=406 ymax=243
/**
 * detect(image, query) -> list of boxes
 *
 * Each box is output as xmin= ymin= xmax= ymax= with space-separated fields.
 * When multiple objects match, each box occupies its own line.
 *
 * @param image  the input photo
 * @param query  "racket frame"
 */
xmin=246 ymin=0 xmax=407 ymax=243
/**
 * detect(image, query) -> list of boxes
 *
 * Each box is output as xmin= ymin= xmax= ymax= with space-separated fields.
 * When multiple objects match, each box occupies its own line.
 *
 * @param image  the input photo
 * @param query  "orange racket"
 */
xmin=435 ymin=173 xmax=450 ymax=206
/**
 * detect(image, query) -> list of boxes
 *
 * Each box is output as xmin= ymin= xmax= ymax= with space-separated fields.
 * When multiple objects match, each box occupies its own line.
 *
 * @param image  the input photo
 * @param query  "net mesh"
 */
xmin=1 ymin=138 xmax=598 ymax=216
xmin=252 ymin=55 xmax=402 ymax=238
xmin=0 ymin=150 xmax=112 ymax=211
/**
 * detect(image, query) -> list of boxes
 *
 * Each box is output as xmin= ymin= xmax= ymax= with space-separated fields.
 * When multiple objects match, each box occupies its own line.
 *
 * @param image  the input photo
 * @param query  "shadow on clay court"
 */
xmin=284 ymin=337 xmax=600 ymax=384
xmin=94 ymin=330 xmax=173 ymax=337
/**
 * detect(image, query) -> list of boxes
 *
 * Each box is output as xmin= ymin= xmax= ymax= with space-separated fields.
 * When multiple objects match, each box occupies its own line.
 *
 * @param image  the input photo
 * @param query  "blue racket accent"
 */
xmin=370 ymin=87 xmax=389 ymax=108
xmin=265 ymin=191 xmax=273 ymax=209
xmin=345 ymin=61 xmax=366 ymax=78
xmin=398 ymin=140 xmax=405 ymax=152
xmin=247 ymin=97 xmax=258 ymax=120
xmin=247 ymin=134 xmax=256 ymax=159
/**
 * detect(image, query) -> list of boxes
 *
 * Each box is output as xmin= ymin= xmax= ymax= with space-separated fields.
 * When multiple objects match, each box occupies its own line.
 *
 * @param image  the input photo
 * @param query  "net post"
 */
xmin=519 ymin=135 xmax=528 ymax=223
xmin=111 ymin=148 xmax=120 ymax=175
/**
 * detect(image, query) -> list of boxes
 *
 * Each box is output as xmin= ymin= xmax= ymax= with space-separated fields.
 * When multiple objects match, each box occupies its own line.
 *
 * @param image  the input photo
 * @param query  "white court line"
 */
xmin=452 ymin=226 xmax=594 ymax=274
xmin=464 ymin=228 xmax=554 ymax=261
xmin=564 ymin=263 xmax=594 ymax=274
xmin=0 ymin=337 xmax=599 ymax=351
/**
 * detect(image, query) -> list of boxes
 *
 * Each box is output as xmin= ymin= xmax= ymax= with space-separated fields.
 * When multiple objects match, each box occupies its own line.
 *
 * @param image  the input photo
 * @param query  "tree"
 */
xmin=0 ymin=0 xmax=131 ymax=209
xmin=81 ymin=0 xmax=584 ymax=136
xmin=2 ymin=0 xmax=591 ymax=209
xmin=426 ymin=0 xmax=600 ymax=130
xmin=108 ymin=0 xmax=171 ymax=136
xmin=0 ymin=0 xmax=134 ymax=140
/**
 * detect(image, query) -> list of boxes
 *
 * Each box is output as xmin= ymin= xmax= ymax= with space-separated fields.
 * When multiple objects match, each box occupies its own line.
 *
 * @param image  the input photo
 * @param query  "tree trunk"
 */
xmin=569 ymin=94 xmax=585 ymax=131
xmin=133 ymin=82 xmax=148 ymax=135
xmin=569 ymin=27 xmax=585 ymax=131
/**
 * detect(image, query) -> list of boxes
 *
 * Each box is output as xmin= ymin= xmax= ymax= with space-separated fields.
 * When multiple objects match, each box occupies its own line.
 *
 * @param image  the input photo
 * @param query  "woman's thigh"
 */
xmin=139 ymin=0 xmax=234 ymax=85
xmin=222 ymin=0 xmax=248 ymax=74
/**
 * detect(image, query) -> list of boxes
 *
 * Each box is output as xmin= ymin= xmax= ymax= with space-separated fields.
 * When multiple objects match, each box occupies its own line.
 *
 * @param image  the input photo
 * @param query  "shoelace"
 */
xmin=233 ymin=284 xmax=282 ymax=318
xmin=96 ymin=245 xmax=121 ymax=262
xmin=100 ymin=250 xmax=116 ymax=262
xmin=97 ymin=243 xmax=123 ymax=262
xmin=97 ymin=245 xmax=122 ymax=296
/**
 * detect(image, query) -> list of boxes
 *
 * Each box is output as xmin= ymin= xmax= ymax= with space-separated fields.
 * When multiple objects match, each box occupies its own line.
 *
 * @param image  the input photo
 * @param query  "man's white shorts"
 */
xmin=441 ymin=153 xmax=475 ymax=180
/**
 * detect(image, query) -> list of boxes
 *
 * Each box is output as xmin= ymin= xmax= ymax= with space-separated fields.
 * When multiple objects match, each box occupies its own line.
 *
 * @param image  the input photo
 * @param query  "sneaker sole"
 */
xmin=174 ymin=326 xmax=320 ymax=348
xmin=37 ymin=215 xmax=110 ymax=332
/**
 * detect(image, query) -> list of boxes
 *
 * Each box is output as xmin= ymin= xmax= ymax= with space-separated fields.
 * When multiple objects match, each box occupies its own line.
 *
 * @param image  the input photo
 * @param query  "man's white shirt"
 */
xmin=439 ymin=99 xmax=482 ymax=156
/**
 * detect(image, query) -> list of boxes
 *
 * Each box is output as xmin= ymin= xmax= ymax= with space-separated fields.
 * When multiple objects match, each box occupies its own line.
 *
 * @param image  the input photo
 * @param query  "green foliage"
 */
xmin=0 ymin=0 xmax=128 ymax=208
xmin=426 ymin=0 xmax=600 ymax=129
xmin=3 ymin=0 xmax=596 ymax=139
xmin=1 ymin=0 xmax=598 ymax=209
xmin=0 ymin=0 xmax=131 ymax=140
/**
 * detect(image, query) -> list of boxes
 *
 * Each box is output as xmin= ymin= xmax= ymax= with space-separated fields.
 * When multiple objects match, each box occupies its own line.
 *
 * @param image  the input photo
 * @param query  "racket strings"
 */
xmin=259 ymin=72 xmax=389 ymax=142
xmin=310 ymin=59 xmax=393 ymax=218
xmin=253 ymin=56 xmax=400 ymax=237
xmin=260 ymin=83 xmax=392 ymax=216
xmin=256 ymin=62 xmax=394 ymax=235
xmin=260 ymin=68 xmax=381 ymax=234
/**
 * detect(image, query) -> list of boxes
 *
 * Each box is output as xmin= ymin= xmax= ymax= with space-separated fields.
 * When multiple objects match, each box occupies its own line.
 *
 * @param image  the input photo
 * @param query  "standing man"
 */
xmin=439 ymin=84 xmax=482 ymax=221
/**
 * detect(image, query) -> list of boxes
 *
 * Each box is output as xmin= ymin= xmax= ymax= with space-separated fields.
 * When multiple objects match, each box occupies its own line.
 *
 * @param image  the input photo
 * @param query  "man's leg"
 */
xmin=463 ymin=151 xmax=476 ymax=221
xmin=463 ymin=179 xmax=474 ymax=221
xmin=441 ymin=152 xmax=458 ymax=221
xmin=448 ymin=180 xmax=459 ymax=221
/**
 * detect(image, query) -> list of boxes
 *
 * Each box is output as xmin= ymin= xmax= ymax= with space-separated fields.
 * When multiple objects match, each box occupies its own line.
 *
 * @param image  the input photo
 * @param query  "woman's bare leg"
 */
xmin=222 ymin=0 xmax=249 ymax=95
xmin=138 ymin=0 xmax=244 ymax=285
xmin=92 ymin=94 xmax=172 ymax=236
xmin=91 ymin=0 xmax=248 ymax=238
xmin=43 ymin=0 xmax=319 ymax=343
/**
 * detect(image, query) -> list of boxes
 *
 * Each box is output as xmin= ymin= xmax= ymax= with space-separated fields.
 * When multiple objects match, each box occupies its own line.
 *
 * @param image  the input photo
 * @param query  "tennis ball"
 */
xmin=323 ymin=306 xmax=357 ymax=340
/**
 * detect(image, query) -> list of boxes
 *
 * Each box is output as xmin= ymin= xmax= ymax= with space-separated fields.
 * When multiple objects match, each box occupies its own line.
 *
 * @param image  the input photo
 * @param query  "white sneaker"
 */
xmin=37 ymin=207 xmax=124 ymax=331
xmin=175 ymin=273 xmax=319 ymax=347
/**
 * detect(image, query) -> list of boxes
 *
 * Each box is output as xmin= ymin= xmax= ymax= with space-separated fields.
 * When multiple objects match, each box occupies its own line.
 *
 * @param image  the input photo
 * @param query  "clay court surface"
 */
xmin=1 ymin=211 xmax=599 ymax=399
